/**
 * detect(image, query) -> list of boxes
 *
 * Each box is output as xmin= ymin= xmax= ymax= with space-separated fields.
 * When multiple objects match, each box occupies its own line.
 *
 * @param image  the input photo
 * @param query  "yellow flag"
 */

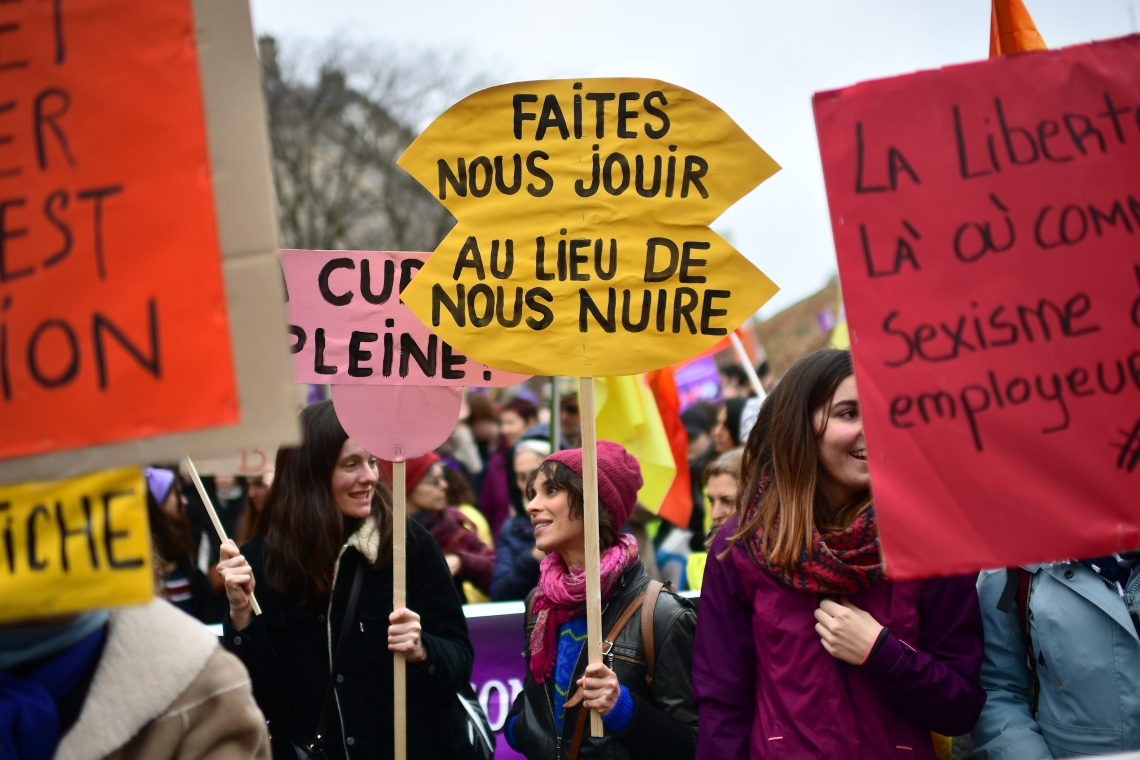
xmin=830 ymin=293 xmax=850 ymax=350
xmin=595 ymin=375 xmax=676 ymax=513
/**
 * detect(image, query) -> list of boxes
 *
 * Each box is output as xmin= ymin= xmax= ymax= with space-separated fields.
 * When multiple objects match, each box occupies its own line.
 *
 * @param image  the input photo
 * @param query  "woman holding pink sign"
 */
xmin=693 ymin=349 xmax=986 ymax=760
xmin=217 ymin=400 xmax=475 ymax=759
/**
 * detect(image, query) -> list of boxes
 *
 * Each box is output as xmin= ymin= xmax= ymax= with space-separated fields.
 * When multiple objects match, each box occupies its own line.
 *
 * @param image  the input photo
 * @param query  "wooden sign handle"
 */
xmin=392 ymin=460 xmax=407 ymax=760
xmin=578 ymin=377 xmax=605 ymax=737
xmin=551 ymin=375 xmax=562 ymax=452
xmin=183 ymin=456 xmax=262 ymax=616
xmin=729 ymin=331 xmax=766 ymax=400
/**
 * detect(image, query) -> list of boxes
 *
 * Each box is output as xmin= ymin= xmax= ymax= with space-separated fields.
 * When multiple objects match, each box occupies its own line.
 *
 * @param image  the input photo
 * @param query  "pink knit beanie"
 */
xmin=546 ymin=441 xmax=642 ymax=527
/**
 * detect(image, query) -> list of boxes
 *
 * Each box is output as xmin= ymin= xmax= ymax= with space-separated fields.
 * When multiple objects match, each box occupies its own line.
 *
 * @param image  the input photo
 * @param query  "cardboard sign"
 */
xmin=281 ymin=250 xmax=529 ymax=387
xmin=0 ymin=0 xmax=300 ymax=486
xmin=331 ymin=384 xmax=463 ymax=461
xmin=0 ymin=467 xmax=152 ymax=621
xmin=0 ymin=0 xmax=236 ymax=460
xmin=191 ymin=447 xmax=276 ymax=476
xmin=398 ymin=79 xmax=781 ymax=377
xmin=814 ymin=34 xmax=1140 ymax=579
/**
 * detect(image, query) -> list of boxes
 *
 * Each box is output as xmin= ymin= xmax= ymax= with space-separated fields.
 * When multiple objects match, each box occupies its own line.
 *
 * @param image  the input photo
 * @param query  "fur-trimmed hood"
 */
xmin=344 ymin=515 xmax=382 ymax=565
xmin=54 ymin=599 xmax=221 ymax=760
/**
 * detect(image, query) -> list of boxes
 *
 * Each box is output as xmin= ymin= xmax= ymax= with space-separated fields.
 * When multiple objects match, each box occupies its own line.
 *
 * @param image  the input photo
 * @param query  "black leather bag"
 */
xmin=281 ymin=561 xmax=365 ymax=760
xmin=453 ymin=682 xmax=496 ymax=760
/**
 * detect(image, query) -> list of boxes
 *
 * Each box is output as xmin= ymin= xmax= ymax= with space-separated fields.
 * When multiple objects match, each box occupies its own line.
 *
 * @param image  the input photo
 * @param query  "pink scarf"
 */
xmin=528 ymin=533 xmax=639 ymax=682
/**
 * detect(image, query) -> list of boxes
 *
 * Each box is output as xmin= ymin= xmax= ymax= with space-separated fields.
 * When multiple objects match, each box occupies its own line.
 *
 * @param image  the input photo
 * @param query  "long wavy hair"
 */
xmin=724 ymin=349 xmax=872 ymax=566
xmin=258 ymin=400 xmax=392 ymax=604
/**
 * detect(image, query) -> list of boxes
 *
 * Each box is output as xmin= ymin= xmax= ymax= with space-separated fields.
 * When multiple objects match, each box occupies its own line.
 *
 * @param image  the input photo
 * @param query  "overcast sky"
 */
xmin=249 ymin=0 xmax=1137 ymax=316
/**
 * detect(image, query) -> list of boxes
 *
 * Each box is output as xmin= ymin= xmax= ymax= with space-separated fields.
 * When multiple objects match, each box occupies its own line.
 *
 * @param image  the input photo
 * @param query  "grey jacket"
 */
xmin=972 ymin=562 xmax=1140 ymax=759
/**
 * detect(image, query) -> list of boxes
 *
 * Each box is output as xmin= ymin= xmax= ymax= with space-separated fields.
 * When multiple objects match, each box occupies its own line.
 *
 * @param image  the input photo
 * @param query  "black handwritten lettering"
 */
xmin=93 ymin=299 xmax=161 ymax=389
xmin=103 ymin=490 xmax=144 ymax=569
xmin=76 ymin=185 xmax=123 ymax=280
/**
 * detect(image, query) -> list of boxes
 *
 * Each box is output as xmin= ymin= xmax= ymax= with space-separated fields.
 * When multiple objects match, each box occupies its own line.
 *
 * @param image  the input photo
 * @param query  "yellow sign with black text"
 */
xmin=0 ymin=467 xmax=153 ymax=622
xmin=399 ymin=79 xmax=781 ymax=376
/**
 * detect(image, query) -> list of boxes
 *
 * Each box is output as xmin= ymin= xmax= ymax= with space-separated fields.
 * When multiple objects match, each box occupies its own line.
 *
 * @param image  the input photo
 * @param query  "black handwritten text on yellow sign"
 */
xmin=399 ymin=79 xmax=780 ymax=376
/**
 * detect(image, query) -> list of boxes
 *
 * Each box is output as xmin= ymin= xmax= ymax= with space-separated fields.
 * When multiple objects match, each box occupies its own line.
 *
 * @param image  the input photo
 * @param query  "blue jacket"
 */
xmin=972 ymin=562 xmax=1140 ymax=759
xmin=490 ymin=514 xmax=540 ymax=601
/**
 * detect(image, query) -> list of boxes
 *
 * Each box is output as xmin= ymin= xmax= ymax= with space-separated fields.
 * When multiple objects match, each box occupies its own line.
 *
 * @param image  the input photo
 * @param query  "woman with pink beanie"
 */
xmin=504 ymin=441 xmax=698 ymax=760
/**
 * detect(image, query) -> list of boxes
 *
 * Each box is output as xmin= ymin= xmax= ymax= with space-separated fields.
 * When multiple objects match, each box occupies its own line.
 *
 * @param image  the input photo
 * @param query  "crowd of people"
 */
xmin=141 ymin=373 xmax=755 ymax=622
xmin=6 ymin=349 xmax=1138 ymax=760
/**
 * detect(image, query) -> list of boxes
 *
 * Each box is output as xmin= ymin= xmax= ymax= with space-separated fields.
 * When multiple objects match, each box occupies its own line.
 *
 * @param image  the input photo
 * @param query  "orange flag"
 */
xmin=989 ymin=0 xmax=1047 ymax=57
xmin=646 ymin=368 xmax=694 ymax=529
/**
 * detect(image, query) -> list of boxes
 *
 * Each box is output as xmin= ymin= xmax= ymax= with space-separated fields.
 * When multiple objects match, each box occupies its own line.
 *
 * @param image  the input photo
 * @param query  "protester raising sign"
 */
xmin=282 ymin=247 xmax=530 ymax=759
xmin=400 ymin=78 xmax=779 ymax=737
xmin=814 ymin=34 xmax=1140 ymax=579
xmin=398 ymin=79 xmax=780 ymax=376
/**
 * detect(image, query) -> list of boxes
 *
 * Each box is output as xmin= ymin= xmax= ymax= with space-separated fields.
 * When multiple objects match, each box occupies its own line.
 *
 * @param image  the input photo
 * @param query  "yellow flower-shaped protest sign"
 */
xmin=399 ymin=78 xmax=780 ymax=377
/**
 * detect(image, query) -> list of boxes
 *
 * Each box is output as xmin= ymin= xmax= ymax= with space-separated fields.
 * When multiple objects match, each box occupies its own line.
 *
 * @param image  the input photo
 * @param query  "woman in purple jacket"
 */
xmin=693 ymin=349 xmax=985 ymax=760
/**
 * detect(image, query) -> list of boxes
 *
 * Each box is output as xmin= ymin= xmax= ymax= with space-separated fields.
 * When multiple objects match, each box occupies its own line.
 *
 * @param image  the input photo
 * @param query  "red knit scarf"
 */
xmin=742 ymin=483 xmax=884 ymax=594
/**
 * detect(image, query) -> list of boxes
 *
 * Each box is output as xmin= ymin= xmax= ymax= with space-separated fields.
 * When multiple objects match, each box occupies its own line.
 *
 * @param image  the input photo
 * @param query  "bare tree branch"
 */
xmin=259 ymin=36 xmax=480 ymax=252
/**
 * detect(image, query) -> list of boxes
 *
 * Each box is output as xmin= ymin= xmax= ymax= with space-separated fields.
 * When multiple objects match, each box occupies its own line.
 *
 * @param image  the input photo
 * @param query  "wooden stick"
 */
xmin=392 ymin=460 xmax=407 ymax=760
xmin=183 ymin=456 xmax=262 ymax=616
xmin=578 ymin=377 xmax=604 ymax=737
xmin=551 ymin=376 xmax=562 ymax=452
xmin=730 ymin=331 xmax=767 ymax=400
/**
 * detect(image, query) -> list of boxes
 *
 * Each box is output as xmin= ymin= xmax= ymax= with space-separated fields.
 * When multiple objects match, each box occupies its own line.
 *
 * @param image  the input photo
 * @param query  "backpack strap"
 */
xmin=564 ymin=593 xmax=646 ymax=711
xmin=309 ymin=560 xmax=364 ymax=752
xmin=996 ymin=567 xmax=1038 ymax=714
xmin=639 ymin=580 xmax=667 ymax=691
xmin=565 ymin=591 xmax=648 ymax=760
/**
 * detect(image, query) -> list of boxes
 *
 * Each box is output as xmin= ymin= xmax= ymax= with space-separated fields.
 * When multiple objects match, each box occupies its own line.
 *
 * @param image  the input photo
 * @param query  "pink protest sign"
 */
xmin=332 ymin=385 xmax=463 ymax=461
xmin=281 ymin=250 xmax=529 ymax=387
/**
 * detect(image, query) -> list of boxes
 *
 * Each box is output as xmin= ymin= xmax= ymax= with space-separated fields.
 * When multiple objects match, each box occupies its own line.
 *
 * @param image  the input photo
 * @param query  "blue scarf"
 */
xmin=0 ymin=615 xmax=107 ymax=760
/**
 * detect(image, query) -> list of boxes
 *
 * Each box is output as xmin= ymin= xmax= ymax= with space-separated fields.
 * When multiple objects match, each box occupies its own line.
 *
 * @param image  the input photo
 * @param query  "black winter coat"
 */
xmin=506 ymin=559 xmax=698 ymax=760
xmin=222 ymin=518 xmax=474 ymax=760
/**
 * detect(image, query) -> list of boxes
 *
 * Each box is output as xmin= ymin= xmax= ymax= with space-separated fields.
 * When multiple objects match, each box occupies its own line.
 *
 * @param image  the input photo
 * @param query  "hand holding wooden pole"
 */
xmin=392 ymin=460 xmax=407 ymax=760
xmin=578 ymin=377 xmax=605 ymax=737
xmin=183 ymin=456 xmax=261 ymax=616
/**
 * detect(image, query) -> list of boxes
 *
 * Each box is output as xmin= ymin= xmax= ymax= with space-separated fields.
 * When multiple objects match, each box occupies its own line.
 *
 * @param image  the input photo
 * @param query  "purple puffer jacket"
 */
xmin=693 ymin=517 xmax=985 ymax=760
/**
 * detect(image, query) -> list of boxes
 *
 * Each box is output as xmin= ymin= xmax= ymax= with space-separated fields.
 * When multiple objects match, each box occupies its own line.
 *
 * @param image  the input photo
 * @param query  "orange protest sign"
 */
xmin=0 ymin=0 xmax=236 ymax=460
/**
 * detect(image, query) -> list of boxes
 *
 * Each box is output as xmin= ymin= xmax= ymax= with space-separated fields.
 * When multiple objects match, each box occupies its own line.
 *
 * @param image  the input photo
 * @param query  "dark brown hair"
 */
xmin=526 ymin=460 xmax=619 ymax=550
xmin=258 ymin=400 xmax=393 ymax=604
xmin=442 ymin=465 xmax=476 ymax=507
xmin=147 ymin=481 xmax=192 ymax=566
xmin=466 ymin=392 xmax=498 ymax=426
xmin=725 ymin=349 xmax=871 ymax=566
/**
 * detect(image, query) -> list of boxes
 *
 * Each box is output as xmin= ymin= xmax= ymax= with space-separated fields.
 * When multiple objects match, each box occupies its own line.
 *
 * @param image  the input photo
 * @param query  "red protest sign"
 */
xmin=281 ymin=250 xmax=529 ymax=388
xmin=814 ymin=35 xmax=1140 ymax=579
xmin=0 ymin=0 xmax=236 ymax=460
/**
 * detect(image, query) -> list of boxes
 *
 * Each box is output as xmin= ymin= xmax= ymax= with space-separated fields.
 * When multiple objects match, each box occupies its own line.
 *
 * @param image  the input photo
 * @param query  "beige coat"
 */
xmin=55 ymin=599 xmax=270 ymax=760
